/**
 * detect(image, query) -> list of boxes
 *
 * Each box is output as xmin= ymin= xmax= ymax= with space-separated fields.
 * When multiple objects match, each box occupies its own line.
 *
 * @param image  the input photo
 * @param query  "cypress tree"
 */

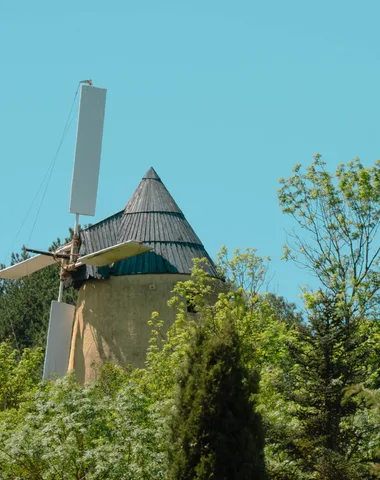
xmin=169 ymin=318 xmax=266 ymax=480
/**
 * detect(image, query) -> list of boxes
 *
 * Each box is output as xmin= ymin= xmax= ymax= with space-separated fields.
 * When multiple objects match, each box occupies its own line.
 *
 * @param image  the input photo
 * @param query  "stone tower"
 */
xmin=68 ymin=167 xmax=218 ymax=383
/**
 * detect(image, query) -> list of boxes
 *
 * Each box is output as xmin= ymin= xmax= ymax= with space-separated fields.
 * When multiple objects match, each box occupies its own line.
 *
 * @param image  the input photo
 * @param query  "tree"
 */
xmin=169 ymin=317 xmax=266 ymax=480
xmin=279 ymin=155 xmax=380 ymax=320
xmin=216 ymin=245 xmax=271 ymax=298
xmin=279 ymin=294 xmax=379 ymax=478
xmin=0 ymin=342 xmax=43 ymax=411
xmin=0 ymin=366 xmax=170 ymax=480
xmin=277 ymin=156 xmax=380 ymax=478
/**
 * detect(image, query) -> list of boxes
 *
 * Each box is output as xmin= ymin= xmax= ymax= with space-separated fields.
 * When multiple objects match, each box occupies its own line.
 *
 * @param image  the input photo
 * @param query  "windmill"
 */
xmin=0 ymin=83 xmax=152 ymax=380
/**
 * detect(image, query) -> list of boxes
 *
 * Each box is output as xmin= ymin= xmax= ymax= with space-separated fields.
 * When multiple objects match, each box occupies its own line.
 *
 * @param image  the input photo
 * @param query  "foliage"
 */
xmin=279 ymin=155 xmax=380 ymax=320
xmin=146 ymin=256 xmax=296 ymax=479
xmin=277 ymin=156 xmax=380 ymax=478
xmin=0 ymin=342 xmax=43 ymax=411
xmin=0 ymin=367 xmax=170 ymax=480
xmin=169 ymin=317 xmax=266 ymax=480
xmin=344 ymin=383 xmax=380 ymax=411
xmin=276 ymin=295 xmax=380 ymax=478
xmin=217 ymin=245 xmax=271 ymax=297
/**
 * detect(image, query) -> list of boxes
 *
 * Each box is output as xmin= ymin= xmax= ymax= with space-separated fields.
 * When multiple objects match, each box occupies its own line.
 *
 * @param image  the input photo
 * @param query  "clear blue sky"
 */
xmin=1 ymin=0 xmax=380 ymax=306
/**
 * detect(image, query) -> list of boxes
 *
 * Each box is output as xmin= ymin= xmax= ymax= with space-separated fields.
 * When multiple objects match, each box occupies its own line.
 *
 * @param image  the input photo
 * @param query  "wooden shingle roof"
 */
xmin=75 ymin=168 xmax=218 ymax=283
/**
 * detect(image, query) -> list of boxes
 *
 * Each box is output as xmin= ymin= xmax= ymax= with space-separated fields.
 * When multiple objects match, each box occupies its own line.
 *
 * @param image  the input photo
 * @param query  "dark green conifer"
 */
xmin=282 ymin=295 xmax=378 ymax=478
xmin=169 ymin=318 xmax=266 ymax=480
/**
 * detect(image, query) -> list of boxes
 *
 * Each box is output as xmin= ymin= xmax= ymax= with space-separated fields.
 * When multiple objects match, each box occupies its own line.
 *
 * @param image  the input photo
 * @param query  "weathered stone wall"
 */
xmin=68 ymin=273 xmax=190 ymax=384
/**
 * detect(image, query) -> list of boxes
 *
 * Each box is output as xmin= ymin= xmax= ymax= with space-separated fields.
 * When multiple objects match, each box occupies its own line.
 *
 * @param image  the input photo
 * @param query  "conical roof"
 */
xmin=76 ymin=168 xmax=218 ymax=281
xmin=122 ymin=167 xmax=183 ymax=214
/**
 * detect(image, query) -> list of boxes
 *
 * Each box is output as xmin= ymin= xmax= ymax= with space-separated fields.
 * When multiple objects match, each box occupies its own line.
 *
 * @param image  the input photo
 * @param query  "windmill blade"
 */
xmin=79 ymin=240 xmax=152 ymax=267
xmin=43 ymin=301 xmax=75 ymax=380
xmin=0 ymin=243 xmax=72 ymax=280
xmin=69 ymin=85 xmax=107 ymax=217
xmin=0 ymin=254 xmax=57 ymax=279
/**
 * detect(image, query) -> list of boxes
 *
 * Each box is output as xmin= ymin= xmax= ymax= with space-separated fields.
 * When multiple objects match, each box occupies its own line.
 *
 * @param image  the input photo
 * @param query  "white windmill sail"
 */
xmin=0 ymin=243 xmax=71 ymax=280
xmin=79 ymin=240 xmax=152 ymax=267
xmin=0 ymin=255 xmax=57 ymax=279
xmin=43 ymin=301 xmax=76 ymax=380
xmin=69 ymin=85 xmax=107 ymax=216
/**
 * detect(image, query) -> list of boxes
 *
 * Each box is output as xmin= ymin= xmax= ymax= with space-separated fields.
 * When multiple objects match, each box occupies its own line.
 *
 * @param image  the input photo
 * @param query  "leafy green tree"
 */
xmin=169 ymin=316 xmax=266 ymax=480
xmin=279 ymin=155 xmax=380 ymax=321
xmin=0 ymin=342 xmax=43 ymax=411
xmin=0 ymin=367 xmax=170 ymax=480
xmin=277 ymin=156 xmax=380 ymax=478
xmin=217 ymin=245 xmax=271 ymax=297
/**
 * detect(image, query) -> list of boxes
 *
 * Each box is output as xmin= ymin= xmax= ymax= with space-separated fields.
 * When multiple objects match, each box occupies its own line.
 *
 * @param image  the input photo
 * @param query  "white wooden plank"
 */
xmin=0 ymin=255 xmax=57 ymax=279
xmin=43 ymin=301 xmax=75 ymax=380
xmin=69 ymin=85 xmax=107 ymax=216
xmin=79 ymin=240 xmax=152 ymax=267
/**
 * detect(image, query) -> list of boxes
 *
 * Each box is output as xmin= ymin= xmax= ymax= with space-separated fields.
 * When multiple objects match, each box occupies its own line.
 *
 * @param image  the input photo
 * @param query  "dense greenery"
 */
xmin=0 ymin=157 xmax=379 ymax=479
xmin=169 ymin=317 xmax=266 ymax=479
